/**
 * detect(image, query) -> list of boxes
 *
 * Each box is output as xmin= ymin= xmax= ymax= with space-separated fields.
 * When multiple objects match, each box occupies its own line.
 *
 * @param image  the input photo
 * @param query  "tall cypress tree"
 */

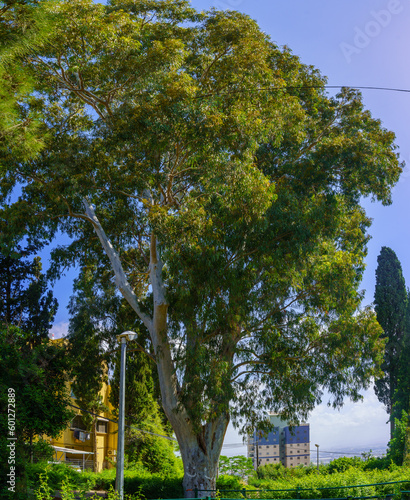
xmin=392 ymin=289 xmax=410 ymax=465
xmin=374 ymin=247 xmax=407 ymax=437
xmin=393 ymin=289 xmax=410 ymax=420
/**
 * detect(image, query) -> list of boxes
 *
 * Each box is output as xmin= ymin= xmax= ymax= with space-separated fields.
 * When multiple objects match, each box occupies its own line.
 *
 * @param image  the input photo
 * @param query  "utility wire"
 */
xmin=226 ymin=441 xmax=384 ymax=455
xmin=194 ymin=85 xmax=410 ymax=99
xmin=313 ymin=450 xmax=385 ymax=456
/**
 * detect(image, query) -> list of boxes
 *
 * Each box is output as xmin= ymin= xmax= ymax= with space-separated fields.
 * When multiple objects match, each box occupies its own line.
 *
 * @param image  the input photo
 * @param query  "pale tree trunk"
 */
xmin=83 ymin=201 xmax=229 ymax=497
xmin=174 ymin=415 xmax=229 ymax=498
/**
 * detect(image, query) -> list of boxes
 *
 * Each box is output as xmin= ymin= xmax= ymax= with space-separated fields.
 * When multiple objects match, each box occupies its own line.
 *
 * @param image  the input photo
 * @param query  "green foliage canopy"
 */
xmin=0 ymin=0 xmax=55 ymax=179
xmin=0 ymin=0 xmax=403 ymax=490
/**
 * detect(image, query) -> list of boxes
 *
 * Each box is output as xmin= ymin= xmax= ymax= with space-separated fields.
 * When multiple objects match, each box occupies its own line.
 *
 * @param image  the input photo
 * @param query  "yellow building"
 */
xmin=48 ymin=382 xmax=118 ymax=472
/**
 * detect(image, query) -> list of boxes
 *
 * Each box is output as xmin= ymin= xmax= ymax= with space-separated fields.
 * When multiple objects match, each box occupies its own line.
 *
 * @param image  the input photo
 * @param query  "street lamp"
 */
xmin=115 ymin=331 xmax=137 ymax=500
xmin=314 ymin=444 xmax=319 ymax=472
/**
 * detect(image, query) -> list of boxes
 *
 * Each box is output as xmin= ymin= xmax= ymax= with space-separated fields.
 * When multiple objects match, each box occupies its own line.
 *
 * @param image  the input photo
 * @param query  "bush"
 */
xmin=362 ymin=456 xmax=390 ymax=470
xmin=90 ymin=466 xmax=184 ymax=499
xmin=248 ymin=465 xmax=410 ymax=499
xmin=257 ymin=463 xmax=286 ymax=480
xmin=215 ymin=475 xmax=248 ymax=500
xmin=387 ymin=411 xmax=409 ymax=466
xmin=326 ymin=456 xmax=364 ymax=474
xmin=256 ymin=462 xmax=319 ymax=482
xmin=125 ymin=474 xmax=183 ymax=498
xmin=217 ymin=474 xmax=244 ymax=490
xmin=26 ymin=462 xmax=94 ymax=491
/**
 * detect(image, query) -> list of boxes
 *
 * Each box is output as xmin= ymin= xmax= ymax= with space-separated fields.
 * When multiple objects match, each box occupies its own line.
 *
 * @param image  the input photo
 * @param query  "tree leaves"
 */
xmin=1 ymin=0 xmax=402 ymax=442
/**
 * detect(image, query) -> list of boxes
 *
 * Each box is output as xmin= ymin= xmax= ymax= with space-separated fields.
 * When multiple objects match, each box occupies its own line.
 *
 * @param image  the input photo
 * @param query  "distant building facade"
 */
xmin=247 ymin=414 xmax=310 ymax=468
xmin=46 ymin=381 xmax=118 ymax=472
xmin=42 ymin=339 xmax=118 ymax=472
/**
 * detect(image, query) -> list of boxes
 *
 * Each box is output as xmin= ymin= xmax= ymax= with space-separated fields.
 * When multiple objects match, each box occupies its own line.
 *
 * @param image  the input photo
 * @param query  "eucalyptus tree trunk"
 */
xmin=174 ymin=416 xmax=229 ymax=497
xmin=83 ymin=200 xmax=229 ymax=497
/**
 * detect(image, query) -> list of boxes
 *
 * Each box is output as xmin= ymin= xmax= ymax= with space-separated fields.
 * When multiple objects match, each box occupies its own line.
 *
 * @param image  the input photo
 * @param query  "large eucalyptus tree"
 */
xmin=1 ymin=0 xmax=402 ymax=494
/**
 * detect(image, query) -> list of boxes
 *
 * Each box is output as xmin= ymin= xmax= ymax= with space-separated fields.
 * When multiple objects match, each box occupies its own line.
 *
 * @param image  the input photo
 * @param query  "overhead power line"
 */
xmin=324 ymin=86 xmax=410 ymax=93
xmin=222 ymin=443 xmax=247 ymax=448
xmin=313 ymin=449 xmax=385 ymax=456
xmin=194 ymin=85 xmax=410 ymax=99
xmin=223 ymin=441 xmax=384 ymax=456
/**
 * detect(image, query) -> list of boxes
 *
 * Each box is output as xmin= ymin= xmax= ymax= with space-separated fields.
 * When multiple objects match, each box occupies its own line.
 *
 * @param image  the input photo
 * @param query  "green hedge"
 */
xmin=26 ymin=462 xmax=184 ymax=499
xmin=25 ymin=460 xmax=410 ymax=500
xmin=92 ymin=469 xmax=184 ymax=499
xmin=247 ymin=466 xmax=410 ymax=499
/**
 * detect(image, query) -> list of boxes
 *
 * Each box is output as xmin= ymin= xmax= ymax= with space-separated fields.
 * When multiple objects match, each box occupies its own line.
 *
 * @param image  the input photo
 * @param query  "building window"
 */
xmin=70 ymin=415 xmax=86 ymax=431
xmin=97 ymin=420 xmax=108 ymax=433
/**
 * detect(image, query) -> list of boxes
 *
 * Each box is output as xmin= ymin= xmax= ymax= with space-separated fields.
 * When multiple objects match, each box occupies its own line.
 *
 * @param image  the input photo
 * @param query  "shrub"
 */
xmin=124 ymin=474 xmax=183 ymax=498
xmin=257 ymin=463 xmax=286 ymax=480
xmin=90 ymin=467 xmax=184 ymax=499
xmin=326 ymin=456 xmax=364 ymax=474
xmin=248 ymin=464 xmax=410 ymax=499
xmin=216 ymin=474 xmax=244 ymax=490
xmin=26 ymin=462 xmax=95 ymax=492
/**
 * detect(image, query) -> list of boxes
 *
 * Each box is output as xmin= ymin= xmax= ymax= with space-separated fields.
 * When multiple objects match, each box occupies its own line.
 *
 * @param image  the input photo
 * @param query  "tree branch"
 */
xmin=82 ymin=198 xmax=153 ymax=333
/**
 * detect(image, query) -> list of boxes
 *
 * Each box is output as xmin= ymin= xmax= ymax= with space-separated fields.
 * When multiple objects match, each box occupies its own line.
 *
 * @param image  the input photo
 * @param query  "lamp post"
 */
xmin=314 ymin=444 xmax=319 ymax=472
xmin=115 ymin=331 xmax=136 ymax=500
xmin=255 ymin=432 xmax=259 ymax=471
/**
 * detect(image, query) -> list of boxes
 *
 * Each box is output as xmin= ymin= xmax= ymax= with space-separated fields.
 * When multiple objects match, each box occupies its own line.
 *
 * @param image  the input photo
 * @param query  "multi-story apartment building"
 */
xmin=247 ymin=414 xmax=310 ymax=469
xmin=47 ymin=381 xmax=118 ymax=472
xmin=42 ymin=338 xmax=118 ymax=472
xmin=282 ymin=424 xmax=310 ymax=468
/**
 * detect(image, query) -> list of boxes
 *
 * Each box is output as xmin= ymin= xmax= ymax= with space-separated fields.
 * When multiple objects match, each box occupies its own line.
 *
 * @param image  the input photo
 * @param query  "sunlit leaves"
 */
xmin=1 ymin=0 xmax=403 ymax=436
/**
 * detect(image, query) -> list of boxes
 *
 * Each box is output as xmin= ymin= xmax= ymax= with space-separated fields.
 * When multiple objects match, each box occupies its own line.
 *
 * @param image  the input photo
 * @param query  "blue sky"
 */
xmin=50 ymin=0 xmax=410 ymax=455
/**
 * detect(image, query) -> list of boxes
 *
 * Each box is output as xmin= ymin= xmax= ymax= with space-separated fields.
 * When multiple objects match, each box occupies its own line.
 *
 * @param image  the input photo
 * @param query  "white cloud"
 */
xmin=49 ymin=321 xmax=69 ymax=339
xmin=221 ymin=389 xmax=390 ymax=457
xmin=309 ymin=389 xmax=389 ymax=451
